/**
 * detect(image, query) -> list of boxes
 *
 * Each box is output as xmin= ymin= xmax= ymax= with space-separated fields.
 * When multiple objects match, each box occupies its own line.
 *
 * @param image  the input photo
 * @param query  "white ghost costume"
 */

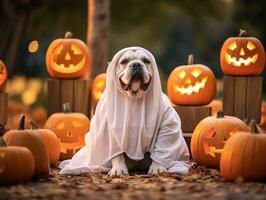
xmin=59 ymin=47 xmax=190 ymax=175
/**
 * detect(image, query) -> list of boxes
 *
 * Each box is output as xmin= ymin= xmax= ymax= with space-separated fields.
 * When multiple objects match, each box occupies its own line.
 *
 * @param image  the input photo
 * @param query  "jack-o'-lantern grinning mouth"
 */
xmin=175 ymin=77 xmax=208 ymax=95
xmin=59 ymin=136 xmax=84 ymax=154
xmin=225 ymin=53 xmax=258 ymax=67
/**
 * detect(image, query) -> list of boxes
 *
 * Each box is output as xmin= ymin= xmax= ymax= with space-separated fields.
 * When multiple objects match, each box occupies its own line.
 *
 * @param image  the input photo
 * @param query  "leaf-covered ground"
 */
xmin=1 ymin=166 xmax=266 ymax=200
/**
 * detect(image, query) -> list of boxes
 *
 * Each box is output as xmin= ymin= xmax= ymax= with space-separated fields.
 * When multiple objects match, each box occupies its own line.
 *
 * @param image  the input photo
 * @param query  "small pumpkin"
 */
xmin=220 ymin=29 xmax=265 ymax=76
xmin=220 ymin=120 xmax=266 ymax=181
xmin=46 ymin=31 xmax=90 ymax=79
xmin=0 ymin=137 xmax=35 ymax=185
xmin=167 ymin=54 xmax=216 ymax=106
xmin=91 ymin=73 xmax=106 ymax=104
xmin=30 ymin=120 xmax=60 ymax=166
xmin=0 ymin=59 xmax=8 ymax=91
xmin=44 ymin=103 xmax=90 ymax=160
xmin=191 ymin=111 xmax=249 ymax=168
xmin=3 ymin=114 xmax=50 ymax=177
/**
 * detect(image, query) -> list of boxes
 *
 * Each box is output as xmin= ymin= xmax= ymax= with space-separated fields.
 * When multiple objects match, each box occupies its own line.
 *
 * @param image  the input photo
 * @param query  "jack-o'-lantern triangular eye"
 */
xmin=71 ymin=44 xmax=83 ymax=54
xmin=191 ymin=69 xmax=202 ymax=78
xmin=227 ymin=42 xmax=237 ymax=51
xmin=55 ymin=122 xmax=65 ymax=130
xmin=72 ymin=120 xmax=84 ymax=127
xmin=247 ymin=41 xmax=256 ymax=50
xmin=178 ymin=70 xmax=186 ymax=79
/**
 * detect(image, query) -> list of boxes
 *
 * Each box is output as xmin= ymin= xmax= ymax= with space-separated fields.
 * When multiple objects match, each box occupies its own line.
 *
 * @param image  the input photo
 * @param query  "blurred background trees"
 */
xmin=0 ymin=0 xmax=265 ymax=99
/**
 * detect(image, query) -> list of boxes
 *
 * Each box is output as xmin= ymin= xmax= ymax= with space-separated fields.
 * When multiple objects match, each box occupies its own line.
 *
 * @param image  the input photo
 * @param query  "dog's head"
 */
xmin=115 ymin=49 xmax=152 ymax=99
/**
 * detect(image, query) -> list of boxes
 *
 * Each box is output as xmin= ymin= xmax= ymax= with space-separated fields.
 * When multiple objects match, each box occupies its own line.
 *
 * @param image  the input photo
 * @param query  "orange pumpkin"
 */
xmin=167 ymin=54 xmax=216 ymax=106
xmin=44 ymin=103 xmax=90 ymax=160
xmin=220 ymin=120 xmax=266 ymax=181
xmin=3 ymin=114 xmax=50 ymax=177
xmin=91 ymin=73 xmax=106 ymax=104
xmin=220 ymin=29 xmax=265 ymax=76
xmin=0 ymin=137 xmax=35 ymax=185
xmin=0 ymin=59 xmax=8 ymax=91
xmin=46 ymin=32 xmax=90 ymax=79
xmin=191 ymin=111 xmax=249 ymax=168
xmin=30 ymin=120 xmax=60 ymax=166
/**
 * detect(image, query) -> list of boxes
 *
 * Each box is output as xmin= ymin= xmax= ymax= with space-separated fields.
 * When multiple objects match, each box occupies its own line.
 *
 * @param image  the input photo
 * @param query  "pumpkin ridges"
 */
xmin=30 ymin=120 xmax=60 ymax=166
xmin=220 ymin=126 xmax=266 ymax=181
xmin=0 ymin=145 xmax=35 ymax=185
xmin=3 ymin=115 xmax=50 ymax=177
xmin=46 ymin=32 xmax=90 ymax=79
xmin=0 ymin=60 xmax=8 ymax=91
xmin=44 ymin=104 xmax=90 ymax=160
xmin=220 ymin=30 xmax=265 ymax=76
xmin=191 ymin=112 xmax=249 ymax=168
xmin=167 ymin=63 xmax=216 ymax=106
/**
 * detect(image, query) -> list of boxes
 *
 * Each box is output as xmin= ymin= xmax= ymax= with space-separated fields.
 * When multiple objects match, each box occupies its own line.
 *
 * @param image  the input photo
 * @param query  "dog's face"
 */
xmin=116 ymin=49 xmax=152 ymax=98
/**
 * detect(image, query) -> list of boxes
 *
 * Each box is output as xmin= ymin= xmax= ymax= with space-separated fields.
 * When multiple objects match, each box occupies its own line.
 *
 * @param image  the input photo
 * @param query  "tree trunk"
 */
xmin=87 ymin=0 xmax=110 ymax=79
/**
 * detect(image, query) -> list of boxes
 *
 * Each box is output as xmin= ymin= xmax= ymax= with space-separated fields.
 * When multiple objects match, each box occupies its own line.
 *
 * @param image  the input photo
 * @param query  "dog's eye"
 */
xmin=120 ymin=59 xmax=129 ymax=65
xmin=143 ymin=58 xmax=151 ymax=64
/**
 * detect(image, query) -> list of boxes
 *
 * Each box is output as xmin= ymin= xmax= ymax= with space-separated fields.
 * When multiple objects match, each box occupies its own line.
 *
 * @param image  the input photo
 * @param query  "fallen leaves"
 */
xmin=0 ymin=166 xmax=266 ymax=200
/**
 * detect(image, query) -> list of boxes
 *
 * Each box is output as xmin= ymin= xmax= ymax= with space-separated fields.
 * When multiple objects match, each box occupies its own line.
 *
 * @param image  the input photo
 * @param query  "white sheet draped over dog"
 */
xmin=59 ymin=47 xmax=190 ymax=175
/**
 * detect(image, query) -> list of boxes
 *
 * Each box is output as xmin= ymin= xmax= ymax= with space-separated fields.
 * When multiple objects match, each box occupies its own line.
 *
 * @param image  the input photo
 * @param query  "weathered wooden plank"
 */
xmin=74 ymin=79 xmax=91 ymax=116
xmin=47 ymin=79 xmax=60 ymax=117
xmin=60 ymin=80 xmax=74 ymax=112
xmin=246 ymin=76 xmax=263 ymax=123
xmin=173 ymin=105 xmax=211 ymax=132
xmin=233 ymin=77 xmax=247 ymax=120
xmin=223 ymin=76 xmax=235 ymax=116
xmin=0 ymin=92 xmax=8 ymax=125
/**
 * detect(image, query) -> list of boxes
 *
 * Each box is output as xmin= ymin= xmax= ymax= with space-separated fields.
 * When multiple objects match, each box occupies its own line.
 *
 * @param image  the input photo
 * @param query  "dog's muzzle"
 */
xmin=120 ymin=62 xmax=151 ymax=93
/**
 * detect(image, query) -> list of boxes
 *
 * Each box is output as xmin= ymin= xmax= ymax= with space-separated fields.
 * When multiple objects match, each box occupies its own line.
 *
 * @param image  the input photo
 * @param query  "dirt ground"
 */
xmin=1 ymin=166 xmax=266 ymax=200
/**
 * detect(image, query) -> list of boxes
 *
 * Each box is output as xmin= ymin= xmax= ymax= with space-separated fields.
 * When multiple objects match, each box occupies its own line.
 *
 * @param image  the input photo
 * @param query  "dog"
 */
xmin=59 ymin=47 xmax=189 ymax=177
xmin=108 ymin=49 xmax=169 ymax=176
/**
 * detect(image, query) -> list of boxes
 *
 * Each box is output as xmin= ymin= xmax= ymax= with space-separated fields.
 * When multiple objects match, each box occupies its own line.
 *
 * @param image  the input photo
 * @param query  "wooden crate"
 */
xmin=47 ymin=79 xmax=91 ymax=117
xmin=0 ymin=92 xmax=8 ymax=136
xmin=223 ymin=76 xmax=262 ymax=123
xmin=173 ymin=105 xmax=211 ymax=132
xmin=173 ymin=105 xmax=211 ymax=151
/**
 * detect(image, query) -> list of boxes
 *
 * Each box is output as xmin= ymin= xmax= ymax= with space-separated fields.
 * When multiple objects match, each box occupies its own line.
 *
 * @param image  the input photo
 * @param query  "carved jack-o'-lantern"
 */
xmin=44 ymin=103 xmax=90 ymax=160
xmin=191 ymin=111 xmax=249 ymax=168
xmin=220 ymin=29 xmax=265 ymax=76
xmin=0 ymin=60 xmax=7 ymax=91
xmin=46 ymin=32 xmax=90 ymax=79
xmin=167 ymin=54 xmax=216 ymax=106
xmin=92 ymin=73 xmax=106 ymax=104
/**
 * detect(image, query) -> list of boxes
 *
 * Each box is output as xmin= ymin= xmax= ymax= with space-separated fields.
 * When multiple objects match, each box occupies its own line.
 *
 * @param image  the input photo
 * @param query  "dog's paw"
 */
xmin=148 ymin=161 xmax=167 ymax=175
xmin=108 ymin=165 xmax=129 ymax=177
xmin=108 ymin=155 xmax=129 ymax=177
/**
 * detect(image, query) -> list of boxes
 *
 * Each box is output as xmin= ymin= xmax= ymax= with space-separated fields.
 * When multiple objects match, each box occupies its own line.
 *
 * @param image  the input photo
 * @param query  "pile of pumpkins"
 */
xmin=0 ymin=114 xmax=60 ymax=185
xmin=0 ymin=103 xmax=90 ymax=185
xmin=191 ymin=111 xmax=266 ymax=182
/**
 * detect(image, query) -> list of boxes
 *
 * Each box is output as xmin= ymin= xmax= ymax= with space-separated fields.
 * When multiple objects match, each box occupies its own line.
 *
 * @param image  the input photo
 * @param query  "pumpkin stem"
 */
xmin=63 ymin=103 xmax=72 ymax=113
xmin=30 ymin=120 xmax=39 ymax=130
xmin=239 ymin=29 xmax=247 ymax=37
xmin=0 ymin=137 xmax=6 ymax=147
xmin=18 ymin=114 xmax=26 ymax=130
xmin=187 ymin=54 xmax=194 ymax=65
xmin=216 ymin=111 xmax=224 ymax=118
xmin=250 ymin=119 xmax=259 ymax=134
xmin=65 ymin=31 xmax=73 ymax=38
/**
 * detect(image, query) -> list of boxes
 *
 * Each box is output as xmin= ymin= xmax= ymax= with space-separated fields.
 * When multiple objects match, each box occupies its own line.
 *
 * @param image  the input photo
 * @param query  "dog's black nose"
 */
xmin=131 ymin=63 xmax=142 ymax=71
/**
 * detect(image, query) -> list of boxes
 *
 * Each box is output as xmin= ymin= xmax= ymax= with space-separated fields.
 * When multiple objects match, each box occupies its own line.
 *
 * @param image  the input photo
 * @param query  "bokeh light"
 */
xmin=28 ymin=40 xmax=39 ymax=53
